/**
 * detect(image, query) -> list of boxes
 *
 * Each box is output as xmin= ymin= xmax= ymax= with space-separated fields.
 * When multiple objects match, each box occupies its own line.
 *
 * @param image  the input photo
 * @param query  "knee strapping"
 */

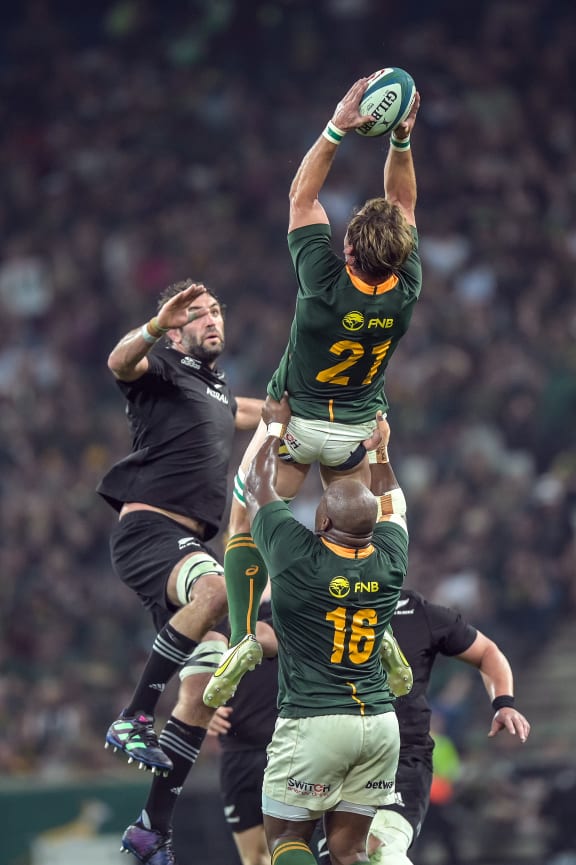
xmin=176 ymin=553 xmax=224 ymax=606
xmin=370 ymin=810 xmax=413 ymax=860
xmin=179 ymin=639 xmax=226 ymax=681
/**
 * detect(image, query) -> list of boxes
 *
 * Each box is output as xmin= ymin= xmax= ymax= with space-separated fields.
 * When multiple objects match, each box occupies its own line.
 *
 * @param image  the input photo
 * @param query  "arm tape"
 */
xmin=377 ymin=487 xmax=407 ymax=519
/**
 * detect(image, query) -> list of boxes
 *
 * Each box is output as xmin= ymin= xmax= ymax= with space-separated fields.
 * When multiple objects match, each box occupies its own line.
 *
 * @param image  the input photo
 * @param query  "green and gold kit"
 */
xmin=268 ymin=223 xmax=422 ymax=423
xmin=251 ymin=501 xmax=408 ymax=718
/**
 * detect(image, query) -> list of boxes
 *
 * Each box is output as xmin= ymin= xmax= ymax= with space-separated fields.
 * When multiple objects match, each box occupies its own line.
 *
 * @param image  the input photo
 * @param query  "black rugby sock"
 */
xmin=143 ymin=717 xmax=206 ymax=833
xmin=124 ymin=624 xmax=198 ymax=717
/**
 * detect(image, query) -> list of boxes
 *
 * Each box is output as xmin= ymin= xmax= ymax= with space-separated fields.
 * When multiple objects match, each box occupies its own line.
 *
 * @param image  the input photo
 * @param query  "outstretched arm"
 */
xmin=384 ymin=91 xmax=420 ymax=227
xmin=235 ymin=398 xmax=265 ymax=431
xmin=244 ymin=393 xmax=292 ymax=524
xmin=107 ymin=283 xmax=207 ymax=382
xmin=366 ymin=412 xmax=407 ymax=529
xmin=457 ymin=631 xmax=531 ymax=743
xmin=289 ymin=78 xmax=373 ymax=232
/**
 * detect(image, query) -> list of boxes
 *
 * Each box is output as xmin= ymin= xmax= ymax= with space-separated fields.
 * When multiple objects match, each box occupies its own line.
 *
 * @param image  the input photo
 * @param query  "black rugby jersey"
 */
xmin=392 ymin=589 xmax=477 ymax=756
xmin=97 ymin=344 xmax=237 ymax=540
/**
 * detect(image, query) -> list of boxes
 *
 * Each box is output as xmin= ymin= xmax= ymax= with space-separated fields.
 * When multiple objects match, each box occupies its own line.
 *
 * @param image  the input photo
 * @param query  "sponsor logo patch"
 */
xmin=287 ymin=778 xmax=331 ymax=797
xmin=178 ymin=537 xmax=201 ymax=550
xmin=329 ymin=576 xmax=351 ymax=599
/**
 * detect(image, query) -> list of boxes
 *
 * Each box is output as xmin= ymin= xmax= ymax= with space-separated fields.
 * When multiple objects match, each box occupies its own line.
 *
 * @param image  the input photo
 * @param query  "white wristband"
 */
xmin=140 ymin=324 xmax=160 ymax=344
xmin=322 ymin=120 xmax=347 ymax=145
xmin=390 ymin=133 xmax=411 ymax=151
xmin=267 ymin=422 xmax=286 ymax=439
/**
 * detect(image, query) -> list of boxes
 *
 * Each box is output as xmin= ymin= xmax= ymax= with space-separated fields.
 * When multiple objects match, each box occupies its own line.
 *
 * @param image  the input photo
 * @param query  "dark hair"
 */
xmin=156 ymin=278 xmax=222 ymax=311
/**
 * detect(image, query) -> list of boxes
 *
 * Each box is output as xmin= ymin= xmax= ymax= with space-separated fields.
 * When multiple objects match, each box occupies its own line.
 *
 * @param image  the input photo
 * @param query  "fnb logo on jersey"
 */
xmin=342 ymin=311 xmax=395 ymax=331
xmin=329 ymin=577 xmax=350 ymax=598
xmin=354 ymin=581 xmax=380 ymax=592
xmin=365 ymin=779 xmax=394 ymax=790
xmin=288 ymin=778 xmax=331 ymax=796
xmin=367 ymin=317 xmax=394 ymax=328
xmin=342 ymin=311 xmax=364 ymax=331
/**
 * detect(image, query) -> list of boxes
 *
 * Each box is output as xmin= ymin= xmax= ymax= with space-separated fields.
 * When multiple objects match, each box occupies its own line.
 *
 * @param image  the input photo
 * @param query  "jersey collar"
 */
xmin=320 ymin=537 xmax=375 ymax=558
xmin=346 ymin=265 xmax=398 ymax=296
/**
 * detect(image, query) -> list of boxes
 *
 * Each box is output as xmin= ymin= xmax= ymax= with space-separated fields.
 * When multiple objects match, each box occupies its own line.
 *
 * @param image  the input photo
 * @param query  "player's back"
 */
xmin=269 ymin=223 xmax=422 ymax=423
xmin=270 ymin=536 xmax=402 ymax=719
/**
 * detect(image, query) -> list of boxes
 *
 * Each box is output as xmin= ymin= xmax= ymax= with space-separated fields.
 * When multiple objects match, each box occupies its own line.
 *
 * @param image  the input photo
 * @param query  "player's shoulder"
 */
xmin=400 ymin=587 xmax=424 ymax=606
xmin=288 ymin=222 xmax=332 ymax=242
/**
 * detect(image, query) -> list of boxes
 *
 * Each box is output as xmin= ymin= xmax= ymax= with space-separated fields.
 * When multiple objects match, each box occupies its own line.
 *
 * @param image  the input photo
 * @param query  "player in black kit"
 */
xmin=349 ymin=588 xmax=530 ymax=865
xmin=97 ymin=280 xmax=262 ymax=865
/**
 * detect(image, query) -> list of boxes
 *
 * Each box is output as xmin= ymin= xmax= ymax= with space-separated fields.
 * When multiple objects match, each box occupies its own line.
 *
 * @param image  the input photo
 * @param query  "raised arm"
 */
xmin=107 ymin=283 xmax=207 ymax=381
xmin=288 ymin=78 xmax=372 ymax=232
xmin=365 ymin=412 xmax=407 ymax=533
xmin=384 ymin=91 xmax=420 ymax=227
xmin=457 ymin=631 xmax=531 ymax=743
xmin=244 ymin=393 xmax=292 ymax=523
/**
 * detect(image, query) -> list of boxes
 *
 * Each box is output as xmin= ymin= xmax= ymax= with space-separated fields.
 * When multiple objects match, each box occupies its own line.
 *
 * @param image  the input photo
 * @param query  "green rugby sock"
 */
xmin=271 ymin=840 xmax=317 ymax=865
xmin=224 ymin=533 xmax=268 ymax=646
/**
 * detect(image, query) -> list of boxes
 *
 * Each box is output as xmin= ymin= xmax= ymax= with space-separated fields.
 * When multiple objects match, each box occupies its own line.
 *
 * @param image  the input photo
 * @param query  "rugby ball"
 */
xmin=356 ymin=67 xmax=416 ymax=138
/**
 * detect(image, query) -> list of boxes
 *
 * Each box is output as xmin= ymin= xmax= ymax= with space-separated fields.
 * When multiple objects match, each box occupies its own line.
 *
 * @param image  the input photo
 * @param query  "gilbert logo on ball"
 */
xmin=356 ymin=67 xmax=416 ymax=138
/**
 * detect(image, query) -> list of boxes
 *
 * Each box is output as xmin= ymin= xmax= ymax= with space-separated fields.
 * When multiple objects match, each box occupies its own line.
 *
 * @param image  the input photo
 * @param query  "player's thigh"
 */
xmin=233 ymin=825 xmax=270 ymax=865
xmin=380 ymin=752 xmax=433 ymax=847
xmin=275 ymin=458 xmax=310 ymax=498
xmin=319 ymin=458 xmax=370 ymax=489
xmin=166 ymin=548 xmax=227 ymax=618
xmin=221 ymin=750 xmax=270 ymax=865
xmin=324 ymin=809 xmax=373 ymax=865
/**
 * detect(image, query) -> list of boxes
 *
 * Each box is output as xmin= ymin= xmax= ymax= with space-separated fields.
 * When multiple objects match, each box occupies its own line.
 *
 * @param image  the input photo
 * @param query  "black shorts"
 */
xmin=219 ymin=748 xmax=268 ymax=834
xmin=378 ymin=750 xmax=433 ymax=843
xmin=110 ymin=511 xmax=219 ymax=632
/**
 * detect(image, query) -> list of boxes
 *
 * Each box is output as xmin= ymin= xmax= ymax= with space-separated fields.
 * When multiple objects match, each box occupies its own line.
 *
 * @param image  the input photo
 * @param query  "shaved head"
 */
xmin=315 ymin=478 xmax=378 ymax=536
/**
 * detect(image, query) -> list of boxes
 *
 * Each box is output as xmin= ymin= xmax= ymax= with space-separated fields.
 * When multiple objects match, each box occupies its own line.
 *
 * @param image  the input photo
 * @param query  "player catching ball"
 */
xmin=204 ymin=76 xmax=421 ymax=710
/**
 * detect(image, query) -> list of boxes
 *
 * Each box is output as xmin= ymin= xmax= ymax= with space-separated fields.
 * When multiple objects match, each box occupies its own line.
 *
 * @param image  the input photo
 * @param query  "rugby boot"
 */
xmin=105 ymin=712 xmax=173 ymax=776
xmin=203 ymin=634 xmax=263 ymax=708
xmin=381 ymin=627 xmax=413 ymax=697
xmin=121 ymin=820 xmax=176 ymax=864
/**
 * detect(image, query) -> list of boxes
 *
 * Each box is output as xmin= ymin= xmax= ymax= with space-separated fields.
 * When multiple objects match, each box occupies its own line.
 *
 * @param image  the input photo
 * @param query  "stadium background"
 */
xmin=0 ymin=0 xmax=575 ymax=863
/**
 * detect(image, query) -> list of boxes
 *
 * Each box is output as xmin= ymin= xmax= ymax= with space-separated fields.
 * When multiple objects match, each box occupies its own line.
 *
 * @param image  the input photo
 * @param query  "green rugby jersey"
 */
xmin=268 ymin=223 xmax=422 ymax=423
xmin=251 ymin=500 xmax=408 ymax=718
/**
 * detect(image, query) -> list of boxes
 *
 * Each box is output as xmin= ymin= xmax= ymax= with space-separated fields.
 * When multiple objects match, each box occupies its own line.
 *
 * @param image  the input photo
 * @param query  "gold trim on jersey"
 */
xmin=346 ymin=265 xmax=399 ymax=295
xmin=346 ymin=680 xmax=366 ymax=715
xmin=321 ymin=537 xmax=375 ymax=558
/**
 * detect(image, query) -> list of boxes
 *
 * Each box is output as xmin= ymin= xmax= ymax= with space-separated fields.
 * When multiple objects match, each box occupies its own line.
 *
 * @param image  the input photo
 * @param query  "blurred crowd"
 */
xmin=1 ymin=0 xmax=575 ymax=857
